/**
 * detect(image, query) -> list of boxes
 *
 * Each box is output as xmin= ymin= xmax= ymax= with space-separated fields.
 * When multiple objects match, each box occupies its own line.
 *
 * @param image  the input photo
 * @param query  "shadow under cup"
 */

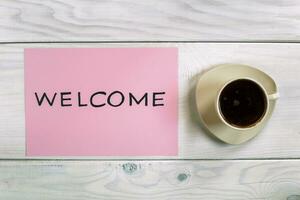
xmin=218 ymin=79 xmax=268 ymax=128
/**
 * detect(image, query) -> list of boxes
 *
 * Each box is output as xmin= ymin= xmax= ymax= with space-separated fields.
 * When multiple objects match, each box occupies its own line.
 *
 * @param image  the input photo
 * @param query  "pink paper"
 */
xmin=25 ymin=48 xmax=178 ymax=156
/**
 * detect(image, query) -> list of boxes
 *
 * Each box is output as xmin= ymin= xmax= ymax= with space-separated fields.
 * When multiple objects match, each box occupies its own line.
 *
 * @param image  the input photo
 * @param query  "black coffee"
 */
xmin=219 ymin=79 xmax=267 ymax=128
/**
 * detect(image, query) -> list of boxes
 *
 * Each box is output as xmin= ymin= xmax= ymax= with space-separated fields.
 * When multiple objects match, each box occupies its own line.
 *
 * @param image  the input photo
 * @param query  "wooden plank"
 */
xmin=0 ymin=42 xmax=300 ymax=159
xmin=0 ymin=160 xmax=300 ymax=199
xmin=0 ymin=0 xmax=300 ymax=42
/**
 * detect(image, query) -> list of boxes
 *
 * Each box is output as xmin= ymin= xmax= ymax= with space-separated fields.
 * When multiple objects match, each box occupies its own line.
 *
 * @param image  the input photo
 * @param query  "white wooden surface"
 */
xmin=1 ymin=0 xmax=300 ymax=198
xmin=0 ymin=160 xmax=300 ymax=199
xmin=0 ymin=42 xmax=299 ymax=159
xmin=0 ymin=0 xmax=300 ymax=42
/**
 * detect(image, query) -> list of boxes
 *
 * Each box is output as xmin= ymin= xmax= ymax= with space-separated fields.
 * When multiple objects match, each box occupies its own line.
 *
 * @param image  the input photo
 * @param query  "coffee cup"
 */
xmin=216 ymin=78 xmax=279 ymax=130
xmin=196 ymin=64 xmax=279 ymax=144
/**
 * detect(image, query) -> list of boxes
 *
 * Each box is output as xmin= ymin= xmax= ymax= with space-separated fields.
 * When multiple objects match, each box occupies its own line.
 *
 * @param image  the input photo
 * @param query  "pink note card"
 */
xmin=25 ymin=48 xmax=178 ymax=156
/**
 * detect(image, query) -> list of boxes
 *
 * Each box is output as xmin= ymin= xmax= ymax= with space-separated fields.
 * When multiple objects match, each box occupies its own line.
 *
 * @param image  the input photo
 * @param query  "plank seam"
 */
xmin=1 ymin=41 xmax=300 ymax=44
xmin=1 ymin=158 xmax=300 ymax=161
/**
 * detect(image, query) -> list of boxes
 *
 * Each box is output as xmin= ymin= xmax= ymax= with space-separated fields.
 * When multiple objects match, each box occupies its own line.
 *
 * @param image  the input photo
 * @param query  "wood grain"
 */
xmin=0 ymin=42 xmax=299 ymax=159
xmin=0 ymin=160 xmax=300 ymax=199
xmin=1 ymin=1 xmax=299 ymax=197
xmin=0 ymin=0 xmax=300 ymax=42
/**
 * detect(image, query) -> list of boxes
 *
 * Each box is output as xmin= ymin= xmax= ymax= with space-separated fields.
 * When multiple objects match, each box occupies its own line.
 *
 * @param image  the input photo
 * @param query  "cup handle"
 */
xmin=268 ymin=92 xmax=280 ymax=100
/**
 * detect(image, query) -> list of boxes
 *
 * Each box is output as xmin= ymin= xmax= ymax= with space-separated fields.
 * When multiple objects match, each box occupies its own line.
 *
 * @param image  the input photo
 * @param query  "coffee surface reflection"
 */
xmin=219 ymin=79 xmax=267 ymax=128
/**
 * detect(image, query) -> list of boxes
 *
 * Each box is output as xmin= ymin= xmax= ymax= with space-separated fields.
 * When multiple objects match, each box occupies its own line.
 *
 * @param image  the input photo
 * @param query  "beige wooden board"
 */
xmin=0 ymin=42 xmax=299 ymax=159
xmin=0 ymin=0 xmax=300 ymax=42
xmin=0 ymin=160 xmax=300 ymax=199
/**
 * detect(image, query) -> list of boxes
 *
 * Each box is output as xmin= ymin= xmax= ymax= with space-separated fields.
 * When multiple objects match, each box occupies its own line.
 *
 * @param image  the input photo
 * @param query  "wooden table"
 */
xmin=1 ymin=1 xmax=300 ymax=199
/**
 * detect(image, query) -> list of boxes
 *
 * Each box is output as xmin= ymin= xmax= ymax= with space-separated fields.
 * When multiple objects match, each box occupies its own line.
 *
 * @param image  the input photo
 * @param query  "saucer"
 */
xmin=195 ymin=64 xmax=278 ymax=144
